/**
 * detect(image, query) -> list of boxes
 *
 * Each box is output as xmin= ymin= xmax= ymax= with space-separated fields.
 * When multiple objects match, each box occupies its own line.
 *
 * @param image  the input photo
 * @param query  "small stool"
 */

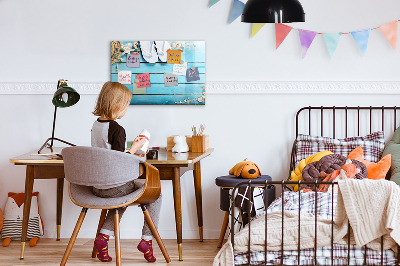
xmin=215 ymin=175 xmax=275 ymax=248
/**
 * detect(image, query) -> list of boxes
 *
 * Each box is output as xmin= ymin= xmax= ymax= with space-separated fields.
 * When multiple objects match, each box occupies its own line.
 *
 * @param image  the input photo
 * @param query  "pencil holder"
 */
xmin=191 ymin=135 xmax=209 ymax=153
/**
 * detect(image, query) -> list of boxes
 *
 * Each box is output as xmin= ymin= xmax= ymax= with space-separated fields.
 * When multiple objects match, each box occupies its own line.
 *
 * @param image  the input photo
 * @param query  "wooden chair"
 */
xmin=60 ymin=146 xmax=171 ymax=265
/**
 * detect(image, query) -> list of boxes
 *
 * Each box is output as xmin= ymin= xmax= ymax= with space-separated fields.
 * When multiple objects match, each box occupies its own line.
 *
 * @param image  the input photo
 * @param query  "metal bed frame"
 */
xmin=230 ymin=106 xmax=400 ymax=266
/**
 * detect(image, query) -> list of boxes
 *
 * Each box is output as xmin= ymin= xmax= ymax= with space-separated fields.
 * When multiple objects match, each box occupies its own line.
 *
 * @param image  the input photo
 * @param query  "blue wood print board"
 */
xmin=111 ymin=41 xmax=205 ymax=105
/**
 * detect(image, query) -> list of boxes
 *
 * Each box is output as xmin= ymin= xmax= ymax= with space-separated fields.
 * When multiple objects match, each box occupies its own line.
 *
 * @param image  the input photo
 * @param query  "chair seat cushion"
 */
xmin=69 ymin=180 xmax=145 ymax=208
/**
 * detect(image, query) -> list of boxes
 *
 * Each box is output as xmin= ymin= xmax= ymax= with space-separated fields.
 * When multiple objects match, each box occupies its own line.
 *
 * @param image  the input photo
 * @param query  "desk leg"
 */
xmin=193 ymin=161 xmax=203 ymax=242
xmin=172 ymin=167 xmax=183 ymax=261
xmin=20 ymin=165 xmax=34 ymax=259
xmin=56 ymin=178 xmax=64 ymax=241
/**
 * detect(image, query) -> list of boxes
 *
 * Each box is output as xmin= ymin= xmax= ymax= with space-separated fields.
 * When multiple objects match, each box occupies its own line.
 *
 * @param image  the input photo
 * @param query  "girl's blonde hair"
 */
xmin=93 ymin=82 xmax=132 ymax=120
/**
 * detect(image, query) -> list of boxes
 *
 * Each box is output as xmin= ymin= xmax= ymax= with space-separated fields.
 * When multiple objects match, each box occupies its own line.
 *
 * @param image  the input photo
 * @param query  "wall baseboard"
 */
xmin=0 ymin=81 xmax=399 ymax=95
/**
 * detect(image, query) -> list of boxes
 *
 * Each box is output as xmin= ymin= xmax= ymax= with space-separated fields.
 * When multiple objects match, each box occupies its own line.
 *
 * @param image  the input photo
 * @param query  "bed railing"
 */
xmin=230 ymin=180 xmax=400 ymax=266
xmin=289 ymin=106 xmax=400 ymax=180
xmin=229 ymin=106 xmax=400 ymax=265
xmin=295 ymin=106 xmax=399 ymax=138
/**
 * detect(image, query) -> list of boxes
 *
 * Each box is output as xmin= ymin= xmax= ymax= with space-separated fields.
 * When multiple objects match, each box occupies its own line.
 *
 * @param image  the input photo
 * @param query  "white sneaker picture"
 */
xmin=155 ymin=41 xmax=171 ymax=62
xmin=140 ymin=41 xmax=158 ymax=63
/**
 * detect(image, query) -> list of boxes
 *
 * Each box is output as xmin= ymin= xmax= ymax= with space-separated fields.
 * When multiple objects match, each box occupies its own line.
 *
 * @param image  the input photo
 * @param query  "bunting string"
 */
xmin=209 ymin=0 xmax=400 ymax=58
xmin=285 ymin=20 xmax=400 ymax=35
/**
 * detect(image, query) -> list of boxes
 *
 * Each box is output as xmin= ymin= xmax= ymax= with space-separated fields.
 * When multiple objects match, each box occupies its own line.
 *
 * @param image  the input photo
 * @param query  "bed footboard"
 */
xmin=230 ymin=180 xmax=400 ymax=266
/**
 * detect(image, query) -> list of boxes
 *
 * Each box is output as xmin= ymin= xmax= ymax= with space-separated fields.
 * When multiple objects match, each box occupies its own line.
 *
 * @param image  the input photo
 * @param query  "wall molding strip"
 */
xmin=0 ymin=81 xmax=399 ymax=95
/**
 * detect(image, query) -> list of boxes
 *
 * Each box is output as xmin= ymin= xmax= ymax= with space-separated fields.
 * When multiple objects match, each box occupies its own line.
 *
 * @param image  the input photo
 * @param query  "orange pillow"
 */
xmin=347 ymin=146 xmax=391 ymax=180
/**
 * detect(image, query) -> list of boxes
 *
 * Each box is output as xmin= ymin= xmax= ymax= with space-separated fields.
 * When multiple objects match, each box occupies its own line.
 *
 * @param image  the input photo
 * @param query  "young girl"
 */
xmin=91 ymin=81 xmax=162 ymax=263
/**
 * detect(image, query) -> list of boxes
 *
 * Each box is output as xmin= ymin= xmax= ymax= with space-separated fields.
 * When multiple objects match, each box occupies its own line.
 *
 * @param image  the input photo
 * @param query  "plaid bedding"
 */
xmin=266 ymin=190 xmax=336 ymax=220
xmin=234 ymin=191 xmax=397 ymax=265
xmin=234 ymin=244 xmax=397 ymax=265
xmin=294 ymin=131 xmax=385 ymax=166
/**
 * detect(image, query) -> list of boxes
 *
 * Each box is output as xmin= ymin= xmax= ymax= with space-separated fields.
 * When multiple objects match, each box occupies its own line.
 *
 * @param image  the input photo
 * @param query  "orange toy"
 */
xmin=229 ymin=159 xmax=261 ymax=179
xmin=348 ymin=146 xmax=391 ymax=180
xmin=317 ymin=162 xmax=359 ymax=192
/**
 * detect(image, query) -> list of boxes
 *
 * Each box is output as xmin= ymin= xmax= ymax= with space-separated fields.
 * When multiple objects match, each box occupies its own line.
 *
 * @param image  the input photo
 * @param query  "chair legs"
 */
xmin=114 ymin=209 xmax=122 ymax=266
xmin=217 ymin=211 xmax=230 ymax=248
xmin=62 ymin=207 xmax=170 ymax=265
xmin=60 ymin=208 xmax=88 ymax=266
xmin=141 ymin=205 xmax=171 ymax=263
xmin=91 ymin=209 xmax=108 ymax=258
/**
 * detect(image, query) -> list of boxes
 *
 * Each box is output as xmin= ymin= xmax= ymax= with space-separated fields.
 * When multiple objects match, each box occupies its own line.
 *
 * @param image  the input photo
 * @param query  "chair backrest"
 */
xmin=62 ymin=146 xmax=145 ymax=187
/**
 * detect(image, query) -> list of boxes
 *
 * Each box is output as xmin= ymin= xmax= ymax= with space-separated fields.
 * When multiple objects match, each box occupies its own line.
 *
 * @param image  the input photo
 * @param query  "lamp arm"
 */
xmin=37 ymin=79 xmax=77 ymax=154
xmin=38 ymin=104 xmax=76 ymax=154
xmin=50 ymin=105 xmax=57 ymax=148
xmin=38 ymin=137 xmax=76 ymax=154
xmin=50 ymin=79 xmax=61 ymax=148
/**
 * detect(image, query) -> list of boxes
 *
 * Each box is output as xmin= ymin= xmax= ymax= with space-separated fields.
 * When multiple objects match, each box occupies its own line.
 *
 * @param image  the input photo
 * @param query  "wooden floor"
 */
xmin=0 ymin=239 xmax=221 ymax=265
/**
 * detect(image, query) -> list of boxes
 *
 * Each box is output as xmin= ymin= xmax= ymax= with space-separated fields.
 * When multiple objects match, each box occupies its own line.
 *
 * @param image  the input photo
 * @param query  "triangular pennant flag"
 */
xmin=323 ymin=33 xmax=341 ymax=58
xmin=209 ymin=0 xmax=220 ymax=7
xmin=351 ymin=29 xmax=370 ymax=55
xmin=251 ymin=23 xmax=266 ymax=38
xmin=298 ymin=29 xmax=317 ymax=58
xmin=229 ymin=0 xmax=245 ymax=24
xmin=275 ymin=23 xmax=293 ymax=49
xmin=378 ymin=21 xmax=398 ymax=50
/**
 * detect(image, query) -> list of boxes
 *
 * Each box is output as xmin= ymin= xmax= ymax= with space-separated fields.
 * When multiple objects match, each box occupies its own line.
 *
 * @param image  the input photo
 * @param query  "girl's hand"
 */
xmin=134 ymin=148 xmax=149 ymax=157
xmin=129 ymin=137 xmax=147 ymax=154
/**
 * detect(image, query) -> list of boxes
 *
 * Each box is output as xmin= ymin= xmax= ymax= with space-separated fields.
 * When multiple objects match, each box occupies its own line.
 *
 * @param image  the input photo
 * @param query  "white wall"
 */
xmin=1 ymin=0 xmax=400 ymax=239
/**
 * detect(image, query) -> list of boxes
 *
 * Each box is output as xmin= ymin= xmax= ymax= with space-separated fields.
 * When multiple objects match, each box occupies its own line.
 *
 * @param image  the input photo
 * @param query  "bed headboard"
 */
xmin=290 ymin=106 xmax=400 ymax=178
xmin=295 ymin=106 xmax=400 ymax=138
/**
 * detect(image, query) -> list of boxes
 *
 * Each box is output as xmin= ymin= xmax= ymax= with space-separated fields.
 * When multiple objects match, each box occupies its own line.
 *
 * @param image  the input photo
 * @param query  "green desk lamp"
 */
xmin=38 ymin=79 xmax=80 ymax=154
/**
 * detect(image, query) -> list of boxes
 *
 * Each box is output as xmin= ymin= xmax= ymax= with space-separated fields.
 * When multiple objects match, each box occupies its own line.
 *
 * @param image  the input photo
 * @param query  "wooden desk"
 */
xmin=10 ymin=147 xmax=213 ymax=261
xmin=9 ymin=148 xmax=64 ymax=259
xmin=146 ymin=148 xmax=213 ymax=260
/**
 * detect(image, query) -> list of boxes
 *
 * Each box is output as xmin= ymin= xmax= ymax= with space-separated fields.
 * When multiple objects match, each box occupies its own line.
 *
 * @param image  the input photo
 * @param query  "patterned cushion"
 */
xmin=295 ymin=131 xmax=385 ymax=166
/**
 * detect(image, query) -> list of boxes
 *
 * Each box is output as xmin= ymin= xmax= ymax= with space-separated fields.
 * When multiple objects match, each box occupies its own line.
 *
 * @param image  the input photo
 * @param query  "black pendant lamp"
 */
xmin=242 ymin=0 xmax=305 ymax=23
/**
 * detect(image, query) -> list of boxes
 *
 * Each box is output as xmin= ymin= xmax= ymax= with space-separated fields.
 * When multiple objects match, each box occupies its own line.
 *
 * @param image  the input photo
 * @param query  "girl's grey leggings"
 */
xmin=92 ymin=179 xmax=162 ymax=240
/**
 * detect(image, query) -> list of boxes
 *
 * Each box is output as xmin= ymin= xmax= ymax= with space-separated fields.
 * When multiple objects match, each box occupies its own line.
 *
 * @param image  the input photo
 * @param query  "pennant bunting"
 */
xmin=298 ymin=29 xmax=317 ymax=58
xmin=251 ymin=23 xmax=266 ymax=38
xmin=378 ymin=21 xmax=398 ymax=50
xmin=351 ymin=29 xmax=370 ymax=55
xmin=208 ymin=4 xmax=400 ymax=57
xmin=275 ymin=23 xmax=293 ymax=49
xmin=229 ymin=0 xmax=245 ymax=24
xmin=209 ymin=0 xmax=220 ymax=7
xmin=323 ymin=33 xmax=341 ymax=58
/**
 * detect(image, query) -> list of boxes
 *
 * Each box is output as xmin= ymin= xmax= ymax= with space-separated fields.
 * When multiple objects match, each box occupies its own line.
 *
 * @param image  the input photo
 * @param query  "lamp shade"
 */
xmin=52 ymin=84 xmax=80 ymax=108
xmin=241 ymin=0 xmax=305 ymax=23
